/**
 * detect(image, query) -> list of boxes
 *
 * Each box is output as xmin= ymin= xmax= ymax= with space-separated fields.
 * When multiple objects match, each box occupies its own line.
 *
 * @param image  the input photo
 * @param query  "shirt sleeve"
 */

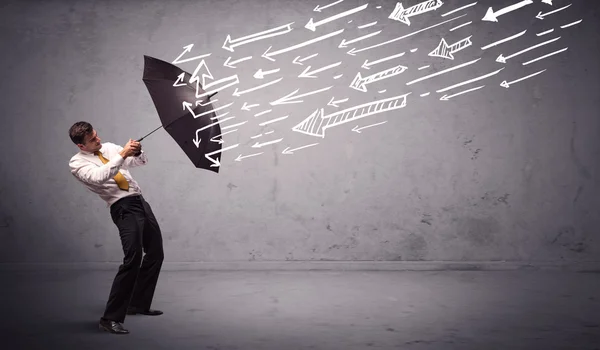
xmin=114 ymin=143 xmax=148 ymax=169
xmin=69 ymin=152 xmax=125 ymax=185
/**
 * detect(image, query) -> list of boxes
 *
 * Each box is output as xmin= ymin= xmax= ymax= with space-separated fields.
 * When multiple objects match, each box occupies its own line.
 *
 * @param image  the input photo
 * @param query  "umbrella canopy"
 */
xmin=141 ymin=55 xmax=222 ymax=173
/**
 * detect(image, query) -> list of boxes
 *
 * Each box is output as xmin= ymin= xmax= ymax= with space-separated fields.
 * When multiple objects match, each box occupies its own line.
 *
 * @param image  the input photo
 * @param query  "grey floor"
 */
xmin=1 ymin=268 xmax=599 ymax=350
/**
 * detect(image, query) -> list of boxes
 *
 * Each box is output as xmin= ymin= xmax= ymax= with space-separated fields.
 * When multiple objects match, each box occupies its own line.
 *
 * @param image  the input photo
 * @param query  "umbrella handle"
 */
xmin=136 ymin=91 xmax=219 ymax=142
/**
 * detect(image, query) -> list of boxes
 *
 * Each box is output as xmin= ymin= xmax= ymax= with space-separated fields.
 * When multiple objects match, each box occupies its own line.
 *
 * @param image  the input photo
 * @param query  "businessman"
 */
xmin=68 ymin=121 xmax=164 ymax=335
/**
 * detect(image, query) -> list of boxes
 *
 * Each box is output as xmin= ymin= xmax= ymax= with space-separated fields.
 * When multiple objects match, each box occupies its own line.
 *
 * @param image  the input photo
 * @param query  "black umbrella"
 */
xmin=138 ymin=55 xmax=223 ymax=173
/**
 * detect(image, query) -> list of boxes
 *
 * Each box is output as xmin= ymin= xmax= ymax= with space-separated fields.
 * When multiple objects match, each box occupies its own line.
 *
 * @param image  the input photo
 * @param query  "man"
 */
xmin=68 ymin=121 xmax=164 ymax=335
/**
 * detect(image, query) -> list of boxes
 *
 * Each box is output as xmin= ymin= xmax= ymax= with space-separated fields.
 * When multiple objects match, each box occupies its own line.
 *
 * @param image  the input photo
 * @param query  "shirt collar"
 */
xmin=80 ymin=144 xmax=105 ymax=156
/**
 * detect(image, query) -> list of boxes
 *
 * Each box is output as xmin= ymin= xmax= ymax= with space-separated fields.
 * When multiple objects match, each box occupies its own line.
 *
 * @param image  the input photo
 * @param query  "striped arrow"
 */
xmin=389 ymin=0 xmax=444 ymax=26
xmin=429 ymin=36 xmax=472 ymax=60
xmin=349 ymin=64 xmax=407 ymax=92
xmin=292 ymin=93 xmax=410 ymax=138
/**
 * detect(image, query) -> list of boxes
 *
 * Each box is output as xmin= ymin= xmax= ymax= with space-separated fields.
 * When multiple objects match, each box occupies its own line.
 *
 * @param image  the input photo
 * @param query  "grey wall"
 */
xmin=0 ymin=0 xmax=598 ymax=264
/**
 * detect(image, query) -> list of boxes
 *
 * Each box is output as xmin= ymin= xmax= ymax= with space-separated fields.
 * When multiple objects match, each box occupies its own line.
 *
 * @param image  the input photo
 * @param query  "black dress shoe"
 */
xmin=127 ymin=307 xmax=163 ymax=316
xmin=99 ymin=318 xmax=129 ymax=334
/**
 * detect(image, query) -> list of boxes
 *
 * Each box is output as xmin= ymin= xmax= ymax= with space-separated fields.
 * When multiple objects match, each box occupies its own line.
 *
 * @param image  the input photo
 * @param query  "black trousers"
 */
xmin=103 ymin=194 xmax=164 ymax=323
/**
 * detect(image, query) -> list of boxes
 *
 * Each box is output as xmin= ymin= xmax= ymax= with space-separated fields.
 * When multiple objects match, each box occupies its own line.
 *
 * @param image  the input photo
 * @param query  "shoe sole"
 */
xmin=99 ymin=324 xmax=129 ymax=334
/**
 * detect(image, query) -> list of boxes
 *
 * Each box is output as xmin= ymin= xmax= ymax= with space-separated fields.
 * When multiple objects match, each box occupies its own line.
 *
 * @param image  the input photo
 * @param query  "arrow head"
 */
xmin=183 ymin=44 xmax=193 ymax=52
xmin=262 ymin=46 xmax=275 ymax=61
xmin=222 ymin=35 xmax=234 ymax=52
xmin=496 ymin=54 xmax=506 ymax=63
xmin=351 ymin=126 xmax=361 ymax=133
xmin=313 ymin=5 xmax=322 ymax=12
xmin=223 ymin=57 xmax=235 ymax=68
xmin=298 ymin=66 xmax=316 ymax=78
xmin=235 ymin=154 xmax=243 ymax=161
xmin=193 ymin=137 xmax=201 ymax=148
xmin=253 ymin=69 xmax=264 ymax=79
xmin=428 ymin=38 xmax=454 ymax=60
xmin=182 ymin=101 xmax=193 ymax=110
xmin=232 ymin=88 xmax=241 ymax=97
xmin=292 ymin=56 xmax=303 ymax=65
xmin=440 ymin=95 xmax=450 ymax=101
xmin=500 ymin=81 xmax=510 ymax=88
xmin=536 ymin=11 xmax=544 ymax=20
xmin=482 ymin=7 xmax=498 ymax=22
xmin=305 ymin=18 xmax=316 ymax=31
xmin=347 ymin=47 xmax=358 ymax=56
xmin=338 ymin=39 xmax=349 ymax=48
xmin=282 ymin=147 xmax=293 ymax=155
xmin=251 ymin=142 xmax=260 ymax=148
xmin=210 ymin=157 xmax=220 ymax=167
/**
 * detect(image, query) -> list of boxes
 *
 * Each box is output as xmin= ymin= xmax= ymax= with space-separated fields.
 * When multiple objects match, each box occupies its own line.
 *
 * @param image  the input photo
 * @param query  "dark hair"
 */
xmin=69 ymin=121 xmax=93 ymax=145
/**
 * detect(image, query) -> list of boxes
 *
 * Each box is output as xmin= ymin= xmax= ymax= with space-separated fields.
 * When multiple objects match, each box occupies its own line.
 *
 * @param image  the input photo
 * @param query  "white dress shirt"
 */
xmin=69 ymin=142 xmax=149 ymax=208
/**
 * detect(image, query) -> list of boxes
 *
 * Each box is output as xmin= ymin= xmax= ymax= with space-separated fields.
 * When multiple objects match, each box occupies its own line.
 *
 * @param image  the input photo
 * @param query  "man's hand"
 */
xmin=119 ymin=139 xmax=141 ymax=159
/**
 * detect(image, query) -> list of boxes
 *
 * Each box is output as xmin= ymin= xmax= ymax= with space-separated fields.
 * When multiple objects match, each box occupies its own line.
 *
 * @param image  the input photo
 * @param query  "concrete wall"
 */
xmin=0 ymin=0 xmax=598 ymax=264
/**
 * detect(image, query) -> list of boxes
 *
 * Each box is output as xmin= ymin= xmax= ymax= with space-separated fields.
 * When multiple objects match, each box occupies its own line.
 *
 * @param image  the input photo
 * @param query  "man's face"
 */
xmin=78 ymin=129 xmax=101 ymax=152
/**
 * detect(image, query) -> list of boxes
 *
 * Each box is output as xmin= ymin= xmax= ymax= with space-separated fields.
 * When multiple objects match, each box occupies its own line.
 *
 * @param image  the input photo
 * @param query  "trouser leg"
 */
xmin=102 ymin=200 xmax=145 ymax=323
xmin=129 ymin=197 xmax=164 ymax=311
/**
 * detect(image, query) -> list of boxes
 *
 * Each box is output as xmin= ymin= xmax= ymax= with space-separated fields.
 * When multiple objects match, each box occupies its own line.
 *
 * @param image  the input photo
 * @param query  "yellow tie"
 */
xmin=94 ymin=151 xmax=129 ymax=191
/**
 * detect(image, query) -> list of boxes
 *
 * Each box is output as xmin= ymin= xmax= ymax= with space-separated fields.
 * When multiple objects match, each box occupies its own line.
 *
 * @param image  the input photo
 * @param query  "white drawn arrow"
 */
xmin=193 ymin=136 xmax=202 ymax=148
xmin=270 ymin=85 xmax=333 ymax=105
xmin=292 ymin=93 xmax=410 ymax=138
xmin=349 ymin=64 xmax=408 ymax=92
xmin=222 ymin=121 xmax=248 ymax=130
xmin=252 ymin=138 xmax=283 ymax=148
xmin=429 ymin=36 xmax=472 ymax=60
xmin=183 ymin=101 xmax=234 ymax=119
xmin=347 ymin=14 xmax=465 ymax=55
xmin=262 ymin=28 xmax=344 ymax=61
xmin=241 ymin=102 xmax=259 ymax=111
xmin=298 ymin=61 xmax=341 ymax=78
xmin=339 ymin=30 xmax=382 ymax=48
xmin=496 ymin=36 xmax=560 ymax=63
xmin=232 ymin=78 xmax=283 ymax=97
xmin=522 ymin=47 xmax=568 ymax=65
xmin=173 ymin=73 xmax=187 ymax=87
xmin=328 ymin=96 xmax=348 ymax=107
xmin=223 ymin=55 xmax=252 ymax=68
xmin=500 ymin=69 xmax=546 ymax=88
xmin=362 ymin=52 xmax=405 ymax=69
xmin=205 ymin=143 xmax=240 ymax=167
xmin=235 ymin=152 xmax=263 ymax=162
xmin=305 ymin=3 xmax=368 ymax=31
xmin=259 ymin=115 xmax=288 ymax=126
xmin=210 ymin=129 xmax=238 ymax=144
xmin=439 ymin=85 xmax=484 ymax=101
xmin=282 ymin=143 xmax=319 ymax=154
xmin=192 ymin=116 xmax=236 ymax=147
xmin=351 ymin=120 xmax=387 ymax=133
xmin=389 ymin=0 xmax=444 ymax=26
xmin=172 ymin=44 xmax=211 ymax=64
xmin=482 ymin=0 xmax=533 ymax=22
xmin=254 ymin=68 xmax=280 ymax=79
xmin=314 ymin=0 xmax=344 ymax=12
xmin=188 ymin=59 xmax=240 ymax=98
xmin=536 ymin=4 xmax=571 ymax=20
xmin=436 ymin=67 xmax=504 ymax=93
xmin=406 ymin=58 xmax=481 ymax=85
xmin=293 ymin=53 xmax=318 ymax=65
xmin=481 ymin=29 xmax=526 ymax=50
xmin=222 ymin=22 xmax=294 ymax=52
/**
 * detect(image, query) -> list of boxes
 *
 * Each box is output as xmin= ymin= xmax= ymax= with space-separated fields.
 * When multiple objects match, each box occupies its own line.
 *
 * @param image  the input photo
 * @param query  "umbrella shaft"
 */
xmin=137 ymin=125 xmax=163 ymax=142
